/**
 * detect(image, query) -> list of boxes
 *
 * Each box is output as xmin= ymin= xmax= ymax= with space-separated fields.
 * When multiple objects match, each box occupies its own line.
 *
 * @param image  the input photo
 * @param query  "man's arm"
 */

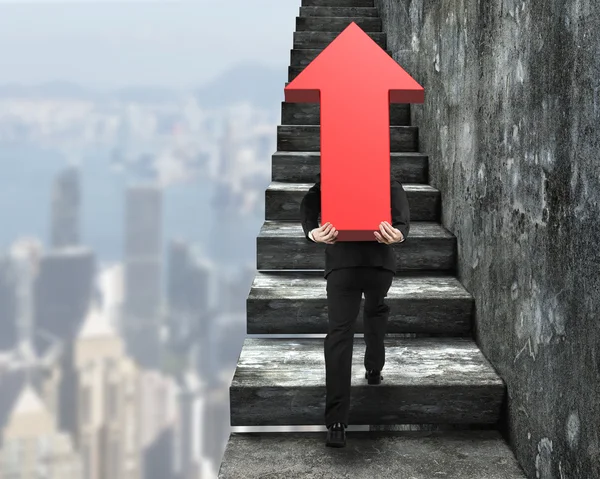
xmin=300 ymin=176 xmax=321 ymax=242
xmin=391 ymin=180 xmax=410 ymax=242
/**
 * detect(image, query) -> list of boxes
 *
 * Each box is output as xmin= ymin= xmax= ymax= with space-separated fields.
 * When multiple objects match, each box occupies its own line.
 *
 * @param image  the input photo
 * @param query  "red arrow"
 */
xmin=285 ymin=22 xmax=424 ymax=241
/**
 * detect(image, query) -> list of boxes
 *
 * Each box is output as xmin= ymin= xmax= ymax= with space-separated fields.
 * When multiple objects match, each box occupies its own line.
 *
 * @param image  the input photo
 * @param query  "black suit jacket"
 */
xmin=300 ymin=173 xmax=411 ymax=279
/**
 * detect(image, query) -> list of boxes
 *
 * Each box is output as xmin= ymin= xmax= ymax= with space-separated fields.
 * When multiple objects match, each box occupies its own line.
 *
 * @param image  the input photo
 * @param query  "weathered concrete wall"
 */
xmin=375 ymin=0 xmax=600 ymax=477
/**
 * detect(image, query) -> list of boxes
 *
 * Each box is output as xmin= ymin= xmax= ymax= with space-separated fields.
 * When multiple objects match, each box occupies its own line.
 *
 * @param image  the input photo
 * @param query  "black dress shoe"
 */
xmin=326 ymin=422 xmax=346 ymax=447
xmin=365 ymin=369 xmax=383 ymax=385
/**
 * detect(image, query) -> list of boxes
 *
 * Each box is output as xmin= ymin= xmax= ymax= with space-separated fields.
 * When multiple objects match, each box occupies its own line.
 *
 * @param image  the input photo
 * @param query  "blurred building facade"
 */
xmin=0 ymin=384 xmax=82 ymax=479
xmin=51 ymin=166 xmax=81 ymax=249
xmin=33 ymin=247 xmax=96 ymax=439
xmin=74 ymin=304 xmax=142 ymax=479
xmin=7 ymin=238 xmax=43 ymax=346
xmin=0 ymin=82 xmax=276 ymax=479
xmin=174 ymin=371 xmax=203 ymax=479
xmin=0 ymin=257 xmax=18 ymax=352
xmin=167 ymin=240 xmax=212 ymax=345
xmin=209 ymin=120 xmax=247 ymax=270
xmin=123 ymin=185 xmax=163 ymax=369
xmin=139 ymin=370 xmax=179 ymax=479
xmin=34 ymin=247 xmax=96 ymax=342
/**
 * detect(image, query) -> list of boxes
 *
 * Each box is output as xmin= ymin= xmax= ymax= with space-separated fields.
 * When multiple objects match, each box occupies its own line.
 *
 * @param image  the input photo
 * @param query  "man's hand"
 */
xmin=311 ymin=222 xmax=338 ymax=244
xmin=374 ymin=221 xmax=404 ymax=244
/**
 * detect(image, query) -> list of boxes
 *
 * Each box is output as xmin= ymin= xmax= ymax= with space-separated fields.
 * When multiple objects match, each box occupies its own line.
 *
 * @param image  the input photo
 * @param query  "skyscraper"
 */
xmin=9 ymin=238 xmax=42 ymax=346
xmin=174 ymin=370 xmax=203 ymax=479
xmin=51 ymin=166 xmax=80 ymax=249
xmin=33 ymin=247 xmax=96 ymax=342
xmin=0 ymin=384 xmax=82 ymax=479
xmin=217 ymin=118 xmax=236 ymax=180
xmin=139 ymin=370 xmax=178 ymax=479
xmin=0 ymin=352 xmax=49 ymax=435
xmin=209 ymin=119 xmax=247 ymax=268
xmin=123 ymin=184 xmax=163 ymax=368
xmin=33 ymin=246 xmax=96 ymax=438
xmin=74 ymin=304 xmax=142 ymax=479
xmin=167 ymin=240 xmax=212 ymax=344
xmin=0 ymin=256 xmax=18 ymax=351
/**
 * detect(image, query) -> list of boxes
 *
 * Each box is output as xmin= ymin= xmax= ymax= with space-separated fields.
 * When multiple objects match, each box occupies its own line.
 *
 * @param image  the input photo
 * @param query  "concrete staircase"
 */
xmin=218 ymin=1 xmax=527 ymax=477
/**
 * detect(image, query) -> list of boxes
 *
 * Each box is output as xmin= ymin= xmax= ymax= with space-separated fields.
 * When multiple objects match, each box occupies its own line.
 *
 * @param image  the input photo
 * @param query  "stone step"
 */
xmin=265 ymin=182 xmax=440 ymax=222
xmin=302 ymin=0 xmax=374 ymax=6
xmin=296 ymin=15 xmax=381 ymax=32
xmin=277 ymin=125 xmax=418 ymax=152
xmin=256 ymin=221 xmax=456 ymax=271
xmin=293 ymin=31 xmax=386 ymax=49
xmin=281 ymin=101 xmax=409 ymax=126
xmin=247 ymin=271 xmax=473 ymax=334
xmin=299 ymin=6 xmax=379 ymax=17
xmin=290 ymin=47 xmax=393 ymax=68
xmin=219 ymin=429 xmax=527 ymax=479
xmin=229 ymin=337 xmax=505 ymax=426
xmin=271 ymin=151 xmax=428 ymax=183
xmin=289 ymin=66 xmax=303 ymax=82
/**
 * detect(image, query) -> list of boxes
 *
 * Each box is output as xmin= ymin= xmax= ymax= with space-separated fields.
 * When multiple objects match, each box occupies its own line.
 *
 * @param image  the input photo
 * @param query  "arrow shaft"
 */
xmin=320 ymin=89 xmax=392 ymax=232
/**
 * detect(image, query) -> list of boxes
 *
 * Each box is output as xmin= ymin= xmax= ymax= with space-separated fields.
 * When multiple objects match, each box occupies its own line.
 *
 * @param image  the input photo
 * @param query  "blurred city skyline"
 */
xmin=0 ymin=2 xmax=291 ymax=477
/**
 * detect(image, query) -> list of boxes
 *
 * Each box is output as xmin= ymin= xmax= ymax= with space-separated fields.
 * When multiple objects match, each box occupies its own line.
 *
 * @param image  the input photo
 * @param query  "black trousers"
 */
xmin=324 ymin=266 xmax=394 ymax=427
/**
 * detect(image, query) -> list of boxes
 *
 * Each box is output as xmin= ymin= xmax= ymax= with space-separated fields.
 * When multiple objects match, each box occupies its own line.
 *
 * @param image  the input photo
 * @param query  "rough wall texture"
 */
xmin=374 ymin=0 xmax=600 ymax=477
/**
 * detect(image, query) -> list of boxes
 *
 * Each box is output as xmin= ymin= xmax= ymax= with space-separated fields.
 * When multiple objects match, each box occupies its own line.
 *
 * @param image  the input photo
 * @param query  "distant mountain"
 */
xmin=0 ymin=81 xmax=96 ymax=100
xmin=0 ymin=62 xmax=288 ymax=108
xmin=0 ymin=82 xmax=180 ymax=103
xmin=111 ymin=86 xmax=182 ymax=103
xmin=196 ymin=62 xmax=287 ymax=109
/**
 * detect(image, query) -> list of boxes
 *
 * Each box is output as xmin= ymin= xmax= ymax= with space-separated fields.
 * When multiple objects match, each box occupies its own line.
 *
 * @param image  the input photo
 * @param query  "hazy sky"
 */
xmin=0 ymin=0 xmax=300 ymax=88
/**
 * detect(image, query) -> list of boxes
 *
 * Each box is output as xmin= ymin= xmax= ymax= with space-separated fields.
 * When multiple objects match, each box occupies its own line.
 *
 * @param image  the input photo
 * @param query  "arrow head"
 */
xmin=285 ymin=22 xmax=424 ymax=104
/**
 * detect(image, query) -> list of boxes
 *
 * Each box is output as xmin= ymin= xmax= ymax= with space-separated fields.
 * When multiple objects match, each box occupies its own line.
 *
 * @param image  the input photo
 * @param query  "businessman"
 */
xmin=300 ymin=172 xmax=410 ymax=448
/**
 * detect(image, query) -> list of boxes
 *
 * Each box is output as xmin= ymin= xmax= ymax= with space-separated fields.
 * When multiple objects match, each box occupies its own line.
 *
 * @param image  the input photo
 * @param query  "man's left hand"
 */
xmin=374 ymin=221 xmax=404 ymax=244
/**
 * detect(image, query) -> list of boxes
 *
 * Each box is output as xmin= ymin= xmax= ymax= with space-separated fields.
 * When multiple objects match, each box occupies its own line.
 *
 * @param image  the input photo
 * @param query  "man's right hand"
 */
xmin=310 ymin=222 xmax=338 ymax=244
